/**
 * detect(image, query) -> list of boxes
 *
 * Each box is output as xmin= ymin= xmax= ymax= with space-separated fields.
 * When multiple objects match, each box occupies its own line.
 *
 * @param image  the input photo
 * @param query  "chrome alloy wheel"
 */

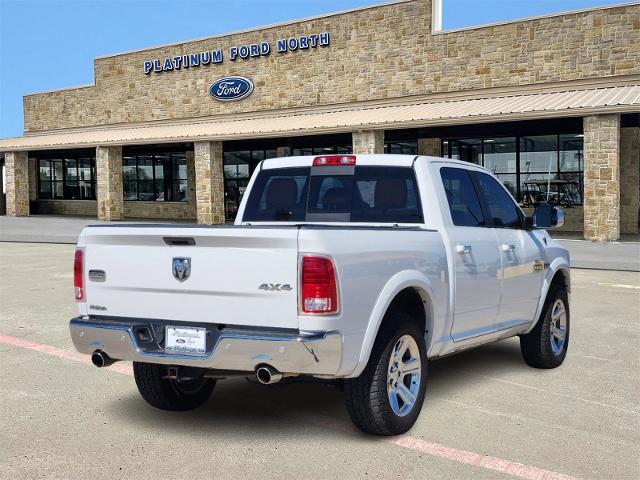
xmin=550 ymin=299 xmax=568 ymax=355
xmin=387 ymin=334 xmax=422 ymax=417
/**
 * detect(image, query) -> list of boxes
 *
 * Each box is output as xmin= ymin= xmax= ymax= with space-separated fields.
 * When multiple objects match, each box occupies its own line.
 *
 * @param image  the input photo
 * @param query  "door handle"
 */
xmin=502 ymin=244 xmax=516 ymax=252
xmin=456 ymin=244 xmax=472 ymax=254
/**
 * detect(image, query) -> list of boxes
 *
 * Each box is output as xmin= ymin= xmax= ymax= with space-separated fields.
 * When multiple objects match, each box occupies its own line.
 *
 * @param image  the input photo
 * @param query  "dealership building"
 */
xmin=0 ymin=0 xmax=638 ymax=240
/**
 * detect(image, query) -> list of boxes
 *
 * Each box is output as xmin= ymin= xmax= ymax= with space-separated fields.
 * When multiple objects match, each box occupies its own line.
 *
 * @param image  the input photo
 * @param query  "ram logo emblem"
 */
xmin=172 ymin=257 xmax=191 ymax=282
xmin=259 ymin=283 xmax=293 ymax=292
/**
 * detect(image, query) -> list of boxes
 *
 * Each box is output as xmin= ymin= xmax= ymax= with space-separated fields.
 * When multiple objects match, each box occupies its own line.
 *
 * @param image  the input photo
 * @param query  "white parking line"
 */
xmin=0 ymin=333 xmax=580 ymax=480
xmin=451 ymin=368 xmax=640 ymax=416
xmin=596 ymin=282 xmax=640 ymax=289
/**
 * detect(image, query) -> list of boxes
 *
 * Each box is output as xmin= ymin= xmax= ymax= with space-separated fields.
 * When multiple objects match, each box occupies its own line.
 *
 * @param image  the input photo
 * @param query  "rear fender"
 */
xmin=349 ymin=270 xmax=434 ymax=378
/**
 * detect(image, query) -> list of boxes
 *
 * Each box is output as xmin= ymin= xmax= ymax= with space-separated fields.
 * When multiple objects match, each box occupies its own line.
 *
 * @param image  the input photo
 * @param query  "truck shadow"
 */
xmin=106 ymin=338 xmax=525 ymax=437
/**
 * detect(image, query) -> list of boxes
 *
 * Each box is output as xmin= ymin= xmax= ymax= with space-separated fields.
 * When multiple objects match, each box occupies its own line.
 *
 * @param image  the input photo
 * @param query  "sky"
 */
xmin=0 ymin=0 xmax=625 ymax=139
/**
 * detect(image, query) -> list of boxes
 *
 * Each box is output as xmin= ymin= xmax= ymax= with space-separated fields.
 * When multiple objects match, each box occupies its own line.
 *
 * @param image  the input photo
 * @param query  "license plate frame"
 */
xmin=164 ymin=326 xmax=207 ymax=355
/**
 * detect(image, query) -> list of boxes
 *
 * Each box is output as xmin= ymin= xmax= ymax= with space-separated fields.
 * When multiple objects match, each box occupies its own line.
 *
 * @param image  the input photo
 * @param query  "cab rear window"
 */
xmin=242 ymin=166 xmax=423 ymax=223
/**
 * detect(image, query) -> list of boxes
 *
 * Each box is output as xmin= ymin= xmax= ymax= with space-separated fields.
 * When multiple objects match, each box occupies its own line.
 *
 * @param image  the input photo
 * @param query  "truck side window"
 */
xmin=440 ymin=168 xmax=485 ymax=227
xmin=473 ymin=172 xmax=521 ymax=228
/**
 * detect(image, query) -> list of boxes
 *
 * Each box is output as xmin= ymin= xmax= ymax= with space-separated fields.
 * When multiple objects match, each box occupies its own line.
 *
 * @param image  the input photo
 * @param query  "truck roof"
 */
xmin=260 ymin=154 xmax=490 ymax=171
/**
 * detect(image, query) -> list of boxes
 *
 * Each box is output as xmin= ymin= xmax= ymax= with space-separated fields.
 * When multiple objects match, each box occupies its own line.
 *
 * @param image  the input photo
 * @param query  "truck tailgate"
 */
xmin=80 ymin=226 xmax=299 ymax=329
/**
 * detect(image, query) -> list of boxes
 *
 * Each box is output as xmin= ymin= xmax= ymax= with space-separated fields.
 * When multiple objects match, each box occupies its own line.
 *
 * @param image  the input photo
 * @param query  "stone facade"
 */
xmin=418 ymin=138 xmax=441 ymax=156
xmin=620 ymin=127 xmax=640 ymax=234
xmin=194 ymin=141 xmax=225 ymax=224
xmin=124 ymin=201 xmax=195 ymax=220
xmin=96 ymin=146 xmax=124 ymax=221
xmin=22 ymin=1 xmax=639 ymax=132
xmin=583 ymin=114 xmax=621 ymax=241
xmin=36 ymin=200 xmax=97 ymax=216
xmin=3 ymin=0 xmax=639 ymax=239
xmin=5 ymin=151 xmax=30 ymax=216
xmin=353 ymin=130 xmax=384 ymax=154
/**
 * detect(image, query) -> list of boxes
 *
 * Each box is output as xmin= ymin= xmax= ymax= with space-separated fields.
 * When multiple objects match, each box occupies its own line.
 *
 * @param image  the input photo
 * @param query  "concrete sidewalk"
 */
xmin=550 ymin=235 xmax=639 ymax=272
xmin=1 ymin=215 xmax=638 ymax=271
xmin=0 ymin=215 xmax=191 ymax=244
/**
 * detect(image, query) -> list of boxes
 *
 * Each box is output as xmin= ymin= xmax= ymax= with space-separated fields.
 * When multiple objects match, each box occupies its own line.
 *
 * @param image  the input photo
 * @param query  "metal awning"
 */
xmin=1 ymin=84 xmax=639 ymax=151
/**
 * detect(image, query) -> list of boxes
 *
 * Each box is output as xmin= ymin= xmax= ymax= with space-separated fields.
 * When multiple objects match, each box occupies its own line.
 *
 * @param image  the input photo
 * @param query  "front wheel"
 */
xmin=133 ymin=362 xmax=216 ymax=411
xmin=344 ymin=316 xmax=427 ymax=435
xmin=520 ymin=285 xmax=570 ymax=369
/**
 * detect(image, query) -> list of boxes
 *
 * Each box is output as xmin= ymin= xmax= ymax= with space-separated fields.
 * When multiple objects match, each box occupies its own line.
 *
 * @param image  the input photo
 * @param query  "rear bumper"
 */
xmin=69 ymin=317 xmax=343 ymax=376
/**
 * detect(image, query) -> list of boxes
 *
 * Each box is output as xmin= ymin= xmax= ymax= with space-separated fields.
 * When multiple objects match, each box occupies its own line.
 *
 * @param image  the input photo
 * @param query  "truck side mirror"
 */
xmin=530 ymin=204 xmax=565 ymax=229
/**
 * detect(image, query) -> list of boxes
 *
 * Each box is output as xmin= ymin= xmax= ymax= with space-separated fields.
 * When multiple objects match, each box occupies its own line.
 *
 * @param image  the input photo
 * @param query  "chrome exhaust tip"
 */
xmin=256 ymin=365 xmax=283 ymax=385
xmin=91 ymin=350 xmax=115 ymax=368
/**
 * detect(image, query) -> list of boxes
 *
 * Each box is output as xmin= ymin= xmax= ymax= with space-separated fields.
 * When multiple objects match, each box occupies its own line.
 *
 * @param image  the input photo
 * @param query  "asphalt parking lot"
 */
xmin=1 ymin=242 xmax=638 ymax=480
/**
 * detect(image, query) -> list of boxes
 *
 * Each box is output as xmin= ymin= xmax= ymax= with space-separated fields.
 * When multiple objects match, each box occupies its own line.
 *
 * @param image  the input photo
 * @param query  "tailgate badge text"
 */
xmin=259 ymin=283 xmax=293 ymax=292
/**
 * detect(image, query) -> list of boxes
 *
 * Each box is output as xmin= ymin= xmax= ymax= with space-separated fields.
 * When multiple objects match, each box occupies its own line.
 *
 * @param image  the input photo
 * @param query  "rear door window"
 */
xmin=243 ymin=166 xmax=423 ymax=223
xmin=440 ymin=167 xmax=485 ymax=227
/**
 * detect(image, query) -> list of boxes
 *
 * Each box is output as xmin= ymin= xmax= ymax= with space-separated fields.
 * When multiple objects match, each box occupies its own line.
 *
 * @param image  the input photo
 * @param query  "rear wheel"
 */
xmin=520 ymin=285 xmax=570 ymax=369
xmin=344 ymin=315 xmax=427 ymax=435
xmin=133 ymin=362 xmax=216 ymax=411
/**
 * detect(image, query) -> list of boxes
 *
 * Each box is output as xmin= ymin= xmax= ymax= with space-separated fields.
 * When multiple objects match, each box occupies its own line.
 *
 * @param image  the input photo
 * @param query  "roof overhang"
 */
xmin=2 ymin=83 xmax=639 ymax=152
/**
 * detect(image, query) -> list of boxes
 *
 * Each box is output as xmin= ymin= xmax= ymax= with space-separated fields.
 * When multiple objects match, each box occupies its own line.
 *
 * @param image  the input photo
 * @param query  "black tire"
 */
xmin=344 ymin=314 xmax=428 ymax=436
xmin=520 ymin=284 xmax=570 ymax=369
xmin=133 ymin=362 xmax=216 ymax=411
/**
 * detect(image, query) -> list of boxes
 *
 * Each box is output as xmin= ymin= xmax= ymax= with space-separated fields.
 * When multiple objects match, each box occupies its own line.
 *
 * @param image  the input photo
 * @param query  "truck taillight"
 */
xmin=313 ymin=155 xmax=356 ymax=166
xmin=300 ymin=256 xmax=338 ymax=314
xmin=74 ymin=248 xmax=84 ymax=301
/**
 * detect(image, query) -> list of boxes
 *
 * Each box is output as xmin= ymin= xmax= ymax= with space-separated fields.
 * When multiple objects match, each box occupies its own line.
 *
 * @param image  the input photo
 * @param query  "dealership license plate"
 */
xmin=165 ymin=326 xmax=207 ymax=355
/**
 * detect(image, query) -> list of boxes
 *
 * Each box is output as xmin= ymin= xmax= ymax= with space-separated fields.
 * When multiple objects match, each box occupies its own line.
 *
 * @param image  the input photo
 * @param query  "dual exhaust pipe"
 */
xmin=91 ymin=350 xmax=116 ymax=368
xmin=255 ymin=365 xmax=283 ymax=385
xmin=91 ymin=350 xmax=286 ymax=385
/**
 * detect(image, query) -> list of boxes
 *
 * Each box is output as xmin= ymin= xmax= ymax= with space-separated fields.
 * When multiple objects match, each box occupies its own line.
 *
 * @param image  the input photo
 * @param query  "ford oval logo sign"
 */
xmin=209 ymin=76 xmax=254 ymax=102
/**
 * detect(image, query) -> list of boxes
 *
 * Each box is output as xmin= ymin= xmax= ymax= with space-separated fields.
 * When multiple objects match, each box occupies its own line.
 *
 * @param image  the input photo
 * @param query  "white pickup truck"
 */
xmin=70 ymin=154 xmax=570 ymax=435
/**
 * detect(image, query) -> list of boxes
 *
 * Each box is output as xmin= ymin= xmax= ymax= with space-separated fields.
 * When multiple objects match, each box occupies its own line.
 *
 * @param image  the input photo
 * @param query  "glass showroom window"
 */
xmin=520 ymin=135 xmax=583 ymax=207
xmin=123 ymin=152 xmax=187 ymax=201
xmin=384 ymin=141 xmax=418 ymax=154
xmin=483 ymin=137 xmax=517 ymax=197
xmin=558 ymin=134 xmax=584 ymax=204
xmin=292 ymin=144 xmax=352 ymax=156
xmin=223 ymin=148 xmax=278 ymax=220
xmin=447 ymin=138 xmax=482 ymax=165
xmin=441 ymin=134 xmax=584 ymax=206
xmin=38 ymin=155 xmax=95 ymax=200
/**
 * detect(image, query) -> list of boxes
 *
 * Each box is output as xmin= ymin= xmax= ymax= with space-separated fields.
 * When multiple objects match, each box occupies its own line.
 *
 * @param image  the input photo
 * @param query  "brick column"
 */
xmin=583 ymin=114 xmax=620 ymax=241
xmin=96 ymin=146 xmax=124 ymax=221
xmin=5 ymin=151 xmax=30 ymax=216
xmin=194 ymin=141 xmax=225 ymax=224
xmin=418 ymin=138 xmax=441 ymax=156
xmin=353 ymin=130 xmax=384 ymax=154
xmin=620 ymin=127 xmax=639 ymax=234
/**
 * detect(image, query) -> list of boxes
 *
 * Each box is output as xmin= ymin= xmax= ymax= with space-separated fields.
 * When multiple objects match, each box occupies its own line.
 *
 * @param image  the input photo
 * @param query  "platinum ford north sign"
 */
xmin=209 ymin=77 xmax=254 ymax=102
xmin=144 ymin=32 xmax=330 ymax=74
